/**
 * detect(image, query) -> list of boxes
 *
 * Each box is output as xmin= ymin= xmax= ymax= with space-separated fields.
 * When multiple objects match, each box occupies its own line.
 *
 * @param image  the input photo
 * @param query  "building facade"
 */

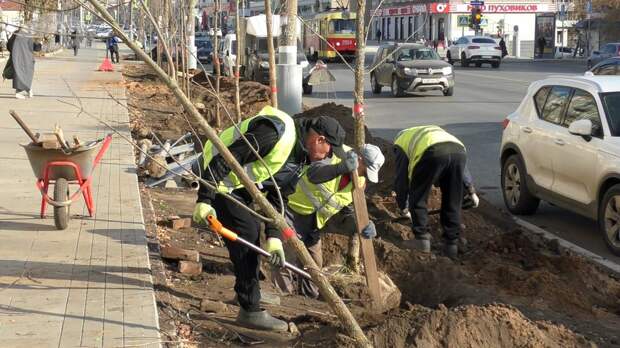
xmin=371 ymin=1 xmax=559 ymax=58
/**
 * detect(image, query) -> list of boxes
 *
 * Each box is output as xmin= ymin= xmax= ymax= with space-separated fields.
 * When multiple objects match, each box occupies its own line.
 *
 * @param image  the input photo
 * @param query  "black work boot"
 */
xmin=236 ymin=308 xmax=289 ymax=332
xmin=404 ymin=233 xmax=431 ymax=253
xmin=444 ymin=240 xmax=458 ymax=259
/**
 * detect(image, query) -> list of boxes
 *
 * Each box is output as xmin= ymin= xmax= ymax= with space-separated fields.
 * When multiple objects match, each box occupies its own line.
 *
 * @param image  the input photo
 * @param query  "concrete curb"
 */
xmin=503 ymin=57 xmax=587 ymax=64
xmin=42 ymin=48 xmax=64 ymax=57
xmin=513 ymin=217 xmax=620 ymax=276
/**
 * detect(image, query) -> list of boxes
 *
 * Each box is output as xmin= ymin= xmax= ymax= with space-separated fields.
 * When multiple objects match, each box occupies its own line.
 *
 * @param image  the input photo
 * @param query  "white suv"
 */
xmin=447 ymin=36 xmax=502 ymax=68
xmin=500 ymin=76 xmax=620 ymax=255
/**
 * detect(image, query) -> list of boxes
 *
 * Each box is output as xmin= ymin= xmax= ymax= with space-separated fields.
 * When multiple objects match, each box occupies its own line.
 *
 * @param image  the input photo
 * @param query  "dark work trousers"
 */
xmin=409 ymin=142 xmax=466 ymax=241
xmin=212 ymin=193 xmax=262 ymax=312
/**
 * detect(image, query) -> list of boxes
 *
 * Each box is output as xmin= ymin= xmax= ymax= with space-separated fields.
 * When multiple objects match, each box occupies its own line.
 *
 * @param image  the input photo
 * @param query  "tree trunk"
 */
xmin=213 ymin=0 xmax=222 ymax=129
xmin=264 ymin=0 xmax=278 ymax=108
xmin=84 ymin=1 xmax=371 ymax=345
xmin=234 ymin=0 xmax=242 ymax=121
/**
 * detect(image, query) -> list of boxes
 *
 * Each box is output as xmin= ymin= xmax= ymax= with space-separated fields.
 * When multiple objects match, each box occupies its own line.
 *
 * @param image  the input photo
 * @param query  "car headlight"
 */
xmin=442 ymin=66 xmax=453 ymax=75
xmin=260 ymin=61 xmax=269 ymax=69
xmin=335 ymin=41 xmax=341 ymax=46
xmin=403 ymin=67 xmax=417 ymax=76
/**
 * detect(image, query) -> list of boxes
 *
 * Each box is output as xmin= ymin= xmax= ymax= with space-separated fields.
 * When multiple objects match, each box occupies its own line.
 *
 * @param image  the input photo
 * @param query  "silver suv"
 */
xmin=500 ymin=75 xmax=620 ymax=255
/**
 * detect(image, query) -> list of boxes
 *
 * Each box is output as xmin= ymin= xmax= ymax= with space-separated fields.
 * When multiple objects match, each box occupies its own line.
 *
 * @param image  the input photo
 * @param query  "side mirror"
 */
xmin=592 ymin=50 xmax=600 ymax=55
xmin=584 ymin=71 xmax=595 ymax=77
xmin=568 ymin=119 xmax=593 ymax=140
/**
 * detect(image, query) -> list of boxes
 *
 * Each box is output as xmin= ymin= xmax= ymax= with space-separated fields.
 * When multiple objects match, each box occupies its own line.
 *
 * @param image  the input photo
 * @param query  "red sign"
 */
xmin=429 ymin=3 xmax=449 ymax=14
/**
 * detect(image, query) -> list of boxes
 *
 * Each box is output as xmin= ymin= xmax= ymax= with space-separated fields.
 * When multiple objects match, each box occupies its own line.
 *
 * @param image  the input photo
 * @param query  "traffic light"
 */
xmin=473 ymin=7 xmax=482 ymax=27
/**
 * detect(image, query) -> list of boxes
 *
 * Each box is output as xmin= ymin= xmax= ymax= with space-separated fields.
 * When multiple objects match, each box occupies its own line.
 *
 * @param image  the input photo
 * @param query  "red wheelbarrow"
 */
xmin=22 ymin=135 xmax=113 ymax=229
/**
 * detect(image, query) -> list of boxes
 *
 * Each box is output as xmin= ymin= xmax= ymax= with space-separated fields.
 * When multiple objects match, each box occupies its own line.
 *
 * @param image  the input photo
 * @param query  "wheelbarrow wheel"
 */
xmin=54 ymin=178 xmax=70 ymax=230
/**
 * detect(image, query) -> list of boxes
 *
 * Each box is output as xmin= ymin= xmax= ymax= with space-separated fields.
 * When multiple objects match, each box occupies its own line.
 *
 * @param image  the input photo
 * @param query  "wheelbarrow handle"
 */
xmin=92 ymin=134 xmax=113 ymax=170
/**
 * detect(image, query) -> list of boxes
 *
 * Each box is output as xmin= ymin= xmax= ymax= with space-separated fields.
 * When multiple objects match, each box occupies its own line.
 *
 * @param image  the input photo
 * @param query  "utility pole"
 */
xmin=265 ymin=0 xmax=278 ymax=108
xmin=277 ymin=0 xmax=302 ymax=115
xmin=188 ymin=0 xmax=197 ymax=70
xmin=129 ymin=0 xmax=133 ymax=41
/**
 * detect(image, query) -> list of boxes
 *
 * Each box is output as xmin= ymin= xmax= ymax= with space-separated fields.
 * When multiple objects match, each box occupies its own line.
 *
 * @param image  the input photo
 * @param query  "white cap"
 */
xmin=361 ymin=144 xmax=385 ymax=183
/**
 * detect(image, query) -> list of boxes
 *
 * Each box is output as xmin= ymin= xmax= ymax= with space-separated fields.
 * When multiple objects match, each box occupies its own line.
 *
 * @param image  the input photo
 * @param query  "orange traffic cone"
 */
xmin=98 ymin=57 xmax=114 ymax=72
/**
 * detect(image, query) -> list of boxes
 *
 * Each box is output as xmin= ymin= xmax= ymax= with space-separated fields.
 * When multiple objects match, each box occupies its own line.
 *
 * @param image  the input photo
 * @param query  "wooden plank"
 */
xmin=350 ymin=173 xmax=382 ymax=312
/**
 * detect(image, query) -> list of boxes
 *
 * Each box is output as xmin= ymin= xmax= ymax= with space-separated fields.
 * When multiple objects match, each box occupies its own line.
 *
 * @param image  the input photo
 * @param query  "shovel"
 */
xmin=206 ymin=215 xmax=312 ymax=280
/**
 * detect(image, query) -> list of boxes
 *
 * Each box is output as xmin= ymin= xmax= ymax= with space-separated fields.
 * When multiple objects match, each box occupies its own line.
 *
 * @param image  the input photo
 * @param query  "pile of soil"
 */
xmin=357 ymin=303 xmax=592 ymax=348
xmin=191 ymin=71 xmax=271 ymax=126
xmin=123 ymin=65 xmax=270 ymax=141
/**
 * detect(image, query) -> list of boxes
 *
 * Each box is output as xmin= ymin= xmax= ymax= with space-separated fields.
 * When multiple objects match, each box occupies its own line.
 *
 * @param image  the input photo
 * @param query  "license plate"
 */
xmin=482 ymin=55 xmax=492 ymax=59
xmin=342 ymin=40 xmax=352 ymax=45
xmin=422 ymin=79 xmax=440 ymax=84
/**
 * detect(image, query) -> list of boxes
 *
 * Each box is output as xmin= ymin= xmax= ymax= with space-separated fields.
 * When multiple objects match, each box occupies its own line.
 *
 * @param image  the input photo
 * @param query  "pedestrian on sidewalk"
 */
xmin=107 ymin=33 xmax=119 ymax=63
xmin=376 ymin=29 xmax=382 ymax=44
xmin=0 ymin=25 xmax=8 ymax=58
xmin=393 ymin=125 xmax=479 ymax=259
xmin=192 ymin=106 xmax=346 ymax=332
xmin=272 ymin=144 xmax=385 ymax=299
xmin=499 ymin=37 xmax=508 ymax=58
xmin=2 ymin=28 xmax=35 ymax=99
xmin=537 ymin=36 xmax=546 ymax=58
xmin=71 ymin=29 xmax=79 ymax=56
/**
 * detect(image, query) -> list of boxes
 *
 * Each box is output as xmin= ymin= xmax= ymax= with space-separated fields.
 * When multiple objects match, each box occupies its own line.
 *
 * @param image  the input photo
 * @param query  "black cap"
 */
xmin=309 ymin=116 xmax=345 ymax=148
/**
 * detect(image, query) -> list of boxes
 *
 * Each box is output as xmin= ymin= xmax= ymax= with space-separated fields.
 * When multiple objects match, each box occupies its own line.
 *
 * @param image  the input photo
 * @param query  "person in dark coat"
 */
xmin=499 ymin=37 xmax=508 ymax=58
xmin=71 ymin=30 xmax=79 ymax=56
xmin=107 ymin=34 xmax=119 ymax=63
xmin=537 ymin=36 xmax=546 ymax=58
xmin=2 ymin=28 xmax=35 ymax=99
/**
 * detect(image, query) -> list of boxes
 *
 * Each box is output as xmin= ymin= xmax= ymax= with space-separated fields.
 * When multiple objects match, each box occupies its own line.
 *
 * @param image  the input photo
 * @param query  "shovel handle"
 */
xmin=9 ymin=110 xmax=39 ymax=143
xmin=206 ymin=215 xmax=312 ymax=279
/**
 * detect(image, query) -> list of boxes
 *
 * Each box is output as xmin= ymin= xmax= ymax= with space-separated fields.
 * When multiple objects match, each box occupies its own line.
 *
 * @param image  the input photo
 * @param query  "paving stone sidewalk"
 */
xmin=0 ymin=45 xmax=160 ymax=347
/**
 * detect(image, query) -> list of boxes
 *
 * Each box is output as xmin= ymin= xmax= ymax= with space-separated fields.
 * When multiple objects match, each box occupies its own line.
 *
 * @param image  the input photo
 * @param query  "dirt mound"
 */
xmin=191 ymin=71 xmax=271 ymax=127
xmin=356 ymin=304 xmax=593 ymax=348
xmin=123 ymin=65 xmax=270 ymax=141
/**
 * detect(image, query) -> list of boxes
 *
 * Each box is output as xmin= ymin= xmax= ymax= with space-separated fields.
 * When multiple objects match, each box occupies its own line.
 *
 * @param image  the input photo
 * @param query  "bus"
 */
xmin=303 ymin=9 xmax=356 ymax=61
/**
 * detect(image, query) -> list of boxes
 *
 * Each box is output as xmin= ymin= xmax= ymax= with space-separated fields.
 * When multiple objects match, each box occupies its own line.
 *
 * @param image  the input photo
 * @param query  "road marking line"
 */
xmin=455 ymin=70 xmax=533 ymax=84
xmin=513 ymin=217 xmax=620 ymax=275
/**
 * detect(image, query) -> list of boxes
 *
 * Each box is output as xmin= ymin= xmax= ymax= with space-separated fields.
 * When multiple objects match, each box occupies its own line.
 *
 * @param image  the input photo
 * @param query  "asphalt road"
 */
xmin=304 ymin=58 xmax=620 ymax=265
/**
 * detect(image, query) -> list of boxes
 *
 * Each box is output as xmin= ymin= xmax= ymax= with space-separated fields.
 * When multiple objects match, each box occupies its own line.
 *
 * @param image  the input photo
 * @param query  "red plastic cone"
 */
xmin=98 ymin=57 xmax=114 ymax=72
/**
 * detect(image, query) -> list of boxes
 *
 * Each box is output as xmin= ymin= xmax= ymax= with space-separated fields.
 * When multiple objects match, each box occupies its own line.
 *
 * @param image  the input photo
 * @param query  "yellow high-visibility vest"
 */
xmin=394 ymin=125 xmax=464 ymax=180
xmin=202 ymin=105 xmax=296 ymax=192
xmin=288 ymin=145 xmax=364 ymax=229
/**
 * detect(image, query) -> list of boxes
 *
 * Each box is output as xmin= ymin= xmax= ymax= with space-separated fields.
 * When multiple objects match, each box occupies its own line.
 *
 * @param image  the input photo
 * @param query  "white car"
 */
xmin=447 ymin=36 xmax=502 ymax=68
xmin=500 ymin=75 xmax=620 ymax=255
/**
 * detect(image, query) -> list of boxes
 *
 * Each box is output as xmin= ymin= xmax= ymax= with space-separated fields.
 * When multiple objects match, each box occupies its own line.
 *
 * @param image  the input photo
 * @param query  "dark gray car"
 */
xmin=371 ymin=43 xmax=455 ymax=97
xmin=587 ymin=43 xmax=620 ymax=69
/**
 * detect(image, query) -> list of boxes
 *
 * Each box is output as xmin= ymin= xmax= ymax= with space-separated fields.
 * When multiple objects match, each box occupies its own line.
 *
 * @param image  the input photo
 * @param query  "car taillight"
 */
xmin=502 ymin=118 xmax=510 ymax=130
xmin=494 ymin=46 xmax=501 ymax=50
xmin=468 ymin=45 xmax=480 ymax=49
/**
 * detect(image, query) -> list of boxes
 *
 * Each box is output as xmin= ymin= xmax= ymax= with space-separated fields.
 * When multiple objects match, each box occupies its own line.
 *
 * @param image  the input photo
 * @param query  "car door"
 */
xmin=522 ymin=85 xmax=572 ymax=191
xmin=451 ymin=37 xmax=466 ymax=59
xmin=550 ymin=88 xmax=602 ymax=205
xmin=378 ymin=47 xmax=395 ymax=85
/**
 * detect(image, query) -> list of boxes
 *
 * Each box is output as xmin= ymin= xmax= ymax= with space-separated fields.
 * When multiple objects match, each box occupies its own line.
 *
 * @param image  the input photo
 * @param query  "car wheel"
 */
xmin=443 ymin=86 xmax=454 ymax=96
xmin=461 ymin=53 xmax=469 ymax=67
xmin=447 ymin=51 xmax=454 ymax=65
xmin=501 ymin=154 xmax=540 ymax=215
xmin=391 ymin=76 xmax=403 ymax=97
xmin=599 ymin=184 xmax=620 ymax=256
xmin=492 ymin=61 xmax=500 ymax=68
xmin=371 ymin=74 xmax=382 ymax=94
xmin=475 ymin=62 xmax=481 ymax=68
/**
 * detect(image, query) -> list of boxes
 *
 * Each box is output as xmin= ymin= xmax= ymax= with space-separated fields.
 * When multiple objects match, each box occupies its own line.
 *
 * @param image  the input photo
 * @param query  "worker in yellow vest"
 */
xmin=273 ymin=144 xmax=385 ymax=298
xmin=393 ymin=125 xmax=478 ymax=258
xmin=192 ymin=106 xmax=345 ymax=331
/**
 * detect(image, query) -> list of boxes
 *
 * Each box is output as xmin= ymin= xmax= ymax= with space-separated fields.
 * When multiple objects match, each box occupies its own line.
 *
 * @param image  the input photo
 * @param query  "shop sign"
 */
xmin=376 ymin=3 xmax=427 ymax=16
xmin=450 ymin=3 xmax=556 ymax=13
